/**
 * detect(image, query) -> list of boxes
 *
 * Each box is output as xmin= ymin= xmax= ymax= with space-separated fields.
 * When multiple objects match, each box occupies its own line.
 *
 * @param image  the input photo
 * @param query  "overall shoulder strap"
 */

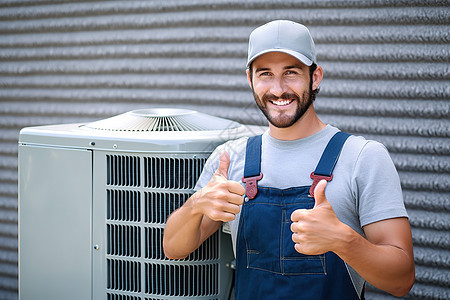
xmin=310 ymin=131 xmax=351 ymax=197
xmin=242 ymin=135 xmax=263 ymax=199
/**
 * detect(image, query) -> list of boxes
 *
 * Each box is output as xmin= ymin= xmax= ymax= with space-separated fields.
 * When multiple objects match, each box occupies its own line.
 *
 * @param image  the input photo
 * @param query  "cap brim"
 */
xmin=246 ymin=49 xmax=313 ymax=68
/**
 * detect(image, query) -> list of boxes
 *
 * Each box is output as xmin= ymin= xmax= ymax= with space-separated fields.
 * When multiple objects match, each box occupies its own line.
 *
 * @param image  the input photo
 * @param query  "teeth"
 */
xmin=272 ymin=99 xmax=292 ymax=106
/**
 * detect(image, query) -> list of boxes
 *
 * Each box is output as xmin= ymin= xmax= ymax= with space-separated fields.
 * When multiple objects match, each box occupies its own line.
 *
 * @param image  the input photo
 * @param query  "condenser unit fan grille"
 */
xmin=82 ymin=108 xmax=241 ymax=132
xmin=104 ymin=153 xmax=221 ymax=299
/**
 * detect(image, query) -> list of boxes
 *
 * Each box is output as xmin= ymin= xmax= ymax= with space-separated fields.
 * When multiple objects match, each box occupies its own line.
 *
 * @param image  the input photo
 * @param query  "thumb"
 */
xmin=215 ymin=150 xmax=230 ymax=179
xmin=313 ymin=179 xmax=328 ymax=207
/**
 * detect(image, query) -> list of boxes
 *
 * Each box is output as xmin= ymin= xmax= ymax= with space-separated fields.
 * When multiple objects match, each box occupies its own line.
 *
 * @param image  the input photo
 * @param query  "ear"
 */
xmin=246 ymin=68 xmax=253 ymax=88
xmin=312 ymin=65 xmax=323 ymax=91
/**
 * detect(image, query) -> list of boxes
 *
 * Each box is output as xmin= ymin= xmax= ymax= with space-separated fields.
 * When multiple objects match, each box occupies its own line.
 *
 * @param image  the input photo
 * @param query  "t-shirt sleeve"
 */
xmin=194 ymin=144 xmax=224 ymax=191
xmin=194 ymin=137 xmax=248 ymax=191
xmin=353 ymin=141 xmax=408 ymax=227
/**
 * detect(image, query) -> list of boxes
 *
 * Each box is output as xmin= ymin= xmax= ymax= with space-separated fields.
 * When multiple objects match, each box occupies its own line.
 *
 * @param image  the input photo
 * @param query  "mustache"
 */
xmin=261 ymin=92 xmax=300 ymax=102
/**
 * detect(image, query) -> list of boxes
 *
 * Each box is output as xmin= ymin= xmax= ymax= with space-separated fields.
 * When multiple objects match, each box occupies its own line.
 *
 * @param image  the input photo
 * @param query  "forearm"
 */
xmin=334 ymin=222 xmax=415 ymax=297
xmin=163 ymin=192 xmax=222 ymax=259
xmin=163 ymin=202 xmax=201 ymax=259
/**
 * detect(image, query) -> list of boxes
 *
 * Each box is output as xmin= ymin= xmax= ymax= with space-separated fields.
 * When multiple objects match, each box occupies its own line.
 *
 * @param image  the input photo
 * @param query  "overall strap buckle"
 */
xmin=309 ymin=131 xmax=350 ymax=198
xmin=243 ymin=135 xmax=263 ymax=200
xmin=242 ymin=173 xmax=263 ymax=200
xmin=309 ymin=172 xmax=333 ymax=198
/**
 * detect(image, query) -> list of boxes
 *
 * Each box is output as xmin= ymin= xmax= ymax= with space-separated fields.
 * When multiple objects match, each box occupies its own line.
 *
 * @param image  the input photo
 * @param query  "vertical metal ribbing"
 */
xmin=146 ymin=157 xmax=150 ymax=187
xmin=129 ymin=156 xmax=133 ymax=186
xmin=117 ymin=260 xmax=121 ymax=291
xmin=147 ymin=157 xmax=151 ymax=187
xmin=196 ymin=265 xmax=200 ymax=296
xmin=107 ymin=190 xmax=111 ymax=219
xmin=136 ymin=157 xmax=140 ymax=187
xmin=158 ymin=228 xmax=163 ymax=259
xmin=164 ymin=264 xmax=168 ymax=295
xmin=124 ymin=156 xmax=128 ymax=186
xmin=161 ymin=264 xmax=165 ymax=295
xmin=137 ymin=226 xmax=141 ymax=257
xmin=167 ymin=158 xmax=171 ymax=188
xmin=184 ymin=158 xmax=189 ymax=189
xmin=127 ymin=261 xmax=131 ymax=291
xmin=108 ymin=154 xmax=218 ymax=298
xmin=131 ymin=226 xmax=135 ymax=257
xmin=118 ymin=155 xmax=126 ymax=186
xmin=191 ymin=158 xmax=196 ymax=190
xmin=161 ymin=157 xmax=165 ymax=189
xmin=119 ymin=156 xmax=123 ymax=186
xmin=147 ymin=158 xmax=151 ymax=187
xmin=117 ymin=156 xmax=120 ymax=186
xmin=145 ymin=228 xmax=149 ymax=259
xmin=197 ymin=264 xmax=202 ymax=296
xmin=119 ymin=191 xmax=124 ymax=221
xmin=156 ymin=157 xmax=160 ymax=188
xmin=143 ymin=157 xmax=147 ymax=187
xmin=106 ymin=156 xmax=140 ymax=187
xmin=112 ymin=155 xmax=116 ymax=185
xmin=128 ymin=191 xmax=133 ymax=221
xmin=132 ymin=156 xmax=136 ymax=186
xmin=111 ymin=155 xmax=115 ymax=185
xmin=106 ymin=260 xmax=110 ymax=289
xmin=125 ymin=156 xmax=129 ymax=186
xmin=107 ymin=155 xmax=111 ymax=185
xmin=159 ymin=193 xmax=164 ymax=224
xmin=174 ymin=158 xmax=178 ymax=189
xmin=153 ymin=157 xmax=156 ymax=187
xmin=128 ymin=191 xmax=132 ymax=221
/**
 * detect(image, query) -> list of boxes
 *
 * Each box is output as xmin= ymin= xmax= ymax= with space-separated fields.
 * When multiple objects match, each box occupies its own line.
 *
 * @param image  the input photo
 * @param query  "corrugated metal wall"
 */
xmin=1 ymin=1 xmax=448 ymax=299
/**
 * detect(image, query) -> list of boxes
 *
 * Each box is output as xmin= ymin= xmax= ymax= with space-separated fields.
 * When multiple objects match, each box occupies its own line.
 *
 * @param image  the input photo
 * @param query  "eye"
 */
xmin=256 ymin=71 xmax=272 ymax=79
xmin=285 ymin=70 xmax=298 ymax=75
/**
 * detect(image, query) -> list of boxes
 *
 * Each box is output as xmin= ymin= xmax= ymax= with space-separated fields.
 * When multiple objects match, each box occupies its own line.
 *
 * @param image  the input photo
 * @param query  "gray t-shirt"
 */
xmin=194 ymin=124 xmax=408 ymax=295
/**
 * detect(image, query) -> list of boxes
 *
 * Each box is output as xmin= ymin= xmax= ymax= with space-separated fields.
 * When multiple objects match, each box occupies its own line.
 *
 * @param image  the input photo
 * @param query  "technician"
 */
xmin=163 ymin=20 xmax=415 ymax=299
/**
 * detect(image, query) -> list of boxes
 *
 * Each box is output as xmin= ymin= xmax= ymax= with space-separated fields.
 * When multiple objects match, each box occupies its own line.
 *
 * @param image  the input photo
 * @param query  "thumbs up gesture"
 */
xmin=290 ymin=180 xmax=344 ymax=255
xmin=192 ymin=151 xmax=245 ymax=222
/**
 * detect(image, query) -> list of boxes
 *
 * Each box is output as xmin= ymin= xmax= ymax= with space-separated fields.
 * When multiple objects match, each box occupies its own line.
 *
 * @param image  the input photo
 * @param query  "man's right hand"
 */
xmin=192 ymin=150 xmax=245 ymax=222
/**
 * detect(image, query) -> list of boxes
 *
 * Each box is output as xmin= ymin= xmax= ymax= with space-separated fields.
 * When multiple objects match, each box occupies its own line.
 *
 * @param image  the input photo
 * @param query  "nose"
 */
xmin=269 ymin=77 xmax=287 ymax=97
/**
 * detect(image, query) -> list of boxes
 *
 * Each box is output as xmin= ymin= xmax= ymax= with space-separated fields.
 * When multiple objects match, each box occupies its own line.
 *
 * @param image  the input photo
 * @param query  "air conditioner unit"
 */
xmin=18 ymin=108 xmax=264 ymax=300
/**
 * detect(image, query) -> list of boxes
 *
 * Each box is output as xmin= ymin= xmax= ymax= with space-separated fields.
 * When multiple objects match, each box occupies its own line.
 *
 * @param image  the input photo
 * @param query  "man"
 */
xmin=163 ymin=20 xmax=414 ymax=299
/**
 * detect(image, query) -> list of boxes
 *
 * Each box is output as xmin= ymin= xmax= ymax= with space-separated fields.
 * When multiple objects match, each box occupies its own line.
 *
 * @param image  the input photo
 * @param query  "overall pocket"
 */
xmin=281 ymin=203 xmax=326 ymax=275
xmin=243 ymin=201 xmax=282 ymax=274
xmin=243 ymin=194 xmax=326 ymax=275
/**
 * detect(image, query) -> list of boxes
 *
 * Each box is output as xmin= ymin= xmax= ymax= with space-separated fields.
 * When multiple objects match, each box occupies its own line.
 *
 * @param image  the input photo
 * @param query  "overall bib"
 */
xmin=235 ymin=132 xmax=362 ymax=300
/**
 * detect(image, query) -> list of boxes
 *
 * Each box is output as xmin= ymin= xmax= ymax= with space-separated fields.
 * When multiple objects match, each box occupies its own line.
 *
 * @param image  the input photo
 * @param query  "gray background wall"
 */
xmin=0 ymin=0 xmax=448 ymax=299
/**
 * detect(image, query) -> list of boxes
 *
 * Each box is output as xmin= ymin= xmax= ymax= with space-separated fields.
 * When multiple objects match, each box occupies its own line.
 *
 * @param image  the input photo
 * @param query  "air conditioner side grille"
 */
xmin=107 ymin=259 xmax=141 ymax=292
xmin=144 ymin=191 xmax=189 ymax=224
xmin=104 ymin=153 xmax=222 ymax=299
xmin=107 ymin=190 xmax=141 ymax=222
xmin=144 ymin=157 xmax=206 ymax=189
xmin=107 ymin=155 xmax=141 ymax=187
xmin=145 ymin=263 xmax=218 ymax=296
xmin=107 ymin=224 xmax=141 ymax=257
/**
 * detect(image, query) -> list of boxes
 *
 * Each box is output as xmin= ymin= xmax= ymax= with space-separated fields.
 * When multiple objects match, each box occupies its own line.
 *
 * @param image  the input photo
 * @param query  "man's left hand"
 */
xmin=290 ymin=179 xmax=345 ymax=255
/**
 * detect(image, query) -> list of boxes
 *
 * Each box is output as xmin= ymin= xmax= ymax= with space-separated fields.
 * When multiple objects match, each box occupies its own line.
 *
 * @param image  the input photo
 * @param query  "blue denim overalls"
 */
xmin=235 ymin=132 xmax=363 ymax=300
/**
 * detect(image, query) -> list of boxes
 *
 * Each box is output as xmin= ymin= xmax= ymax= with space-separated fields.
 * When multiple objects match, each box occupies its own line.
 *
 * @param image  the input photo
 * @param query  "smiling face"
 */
xmin=248 ymin=52 xmax=320 ymax=129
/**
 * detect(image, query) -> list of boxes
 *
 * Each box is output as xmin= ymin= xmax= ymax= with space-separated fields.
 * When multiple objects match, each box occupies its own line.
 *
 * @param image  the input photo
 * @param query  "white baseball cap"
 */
xmin=247 ymin=20 xmax=316 ymax=68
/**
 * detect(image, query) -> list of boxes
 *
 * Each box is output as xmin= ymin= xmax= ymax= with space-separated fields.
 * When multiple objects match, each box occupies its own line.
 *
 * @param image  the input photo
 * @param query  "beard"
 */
xmin=253 ymin=88 xmax=314 ymax=128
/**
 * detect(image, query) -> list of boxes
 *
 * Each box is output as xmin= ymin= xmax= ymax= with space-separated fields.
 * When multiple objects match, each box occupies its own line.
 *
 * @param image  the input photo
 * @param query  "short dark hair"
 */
xmin=309 ymin=63 xmax=320 ymax=101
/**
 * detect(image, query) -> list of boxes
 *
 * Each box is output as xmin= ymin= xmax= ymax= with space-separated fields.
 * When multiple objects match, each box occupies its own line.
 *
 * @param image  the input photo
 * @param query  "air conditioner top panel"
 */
xmin=19 ymin=109 xmax=267 ymax=153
